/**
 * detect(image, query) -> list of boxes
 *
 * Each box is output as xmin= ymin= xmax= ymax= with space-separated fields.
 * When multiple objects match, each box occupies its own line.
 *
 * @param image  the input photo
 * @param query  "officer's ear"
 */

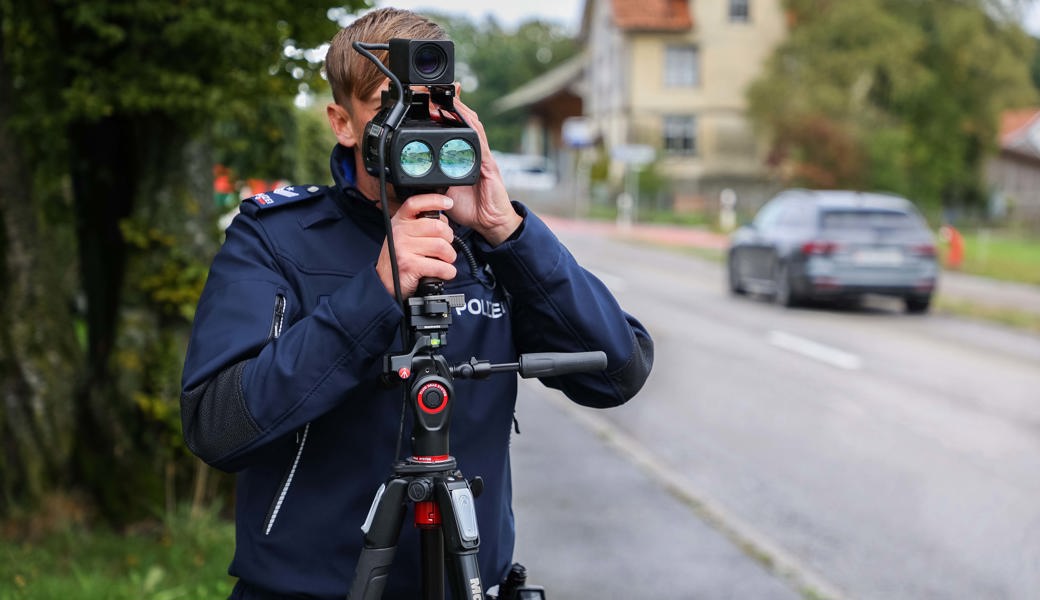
xmin=327 ymin=103 xmax=359 ymax=148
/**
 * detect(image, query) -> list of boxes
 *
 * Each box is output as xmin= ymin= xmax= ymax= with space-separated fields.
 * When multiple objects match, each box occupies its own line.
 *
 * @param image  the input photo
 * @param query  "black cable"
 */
xmin=353 ymin=42 xmax=407 ymax=316
xmin=453 ymin=236 xmax=495 ymax=289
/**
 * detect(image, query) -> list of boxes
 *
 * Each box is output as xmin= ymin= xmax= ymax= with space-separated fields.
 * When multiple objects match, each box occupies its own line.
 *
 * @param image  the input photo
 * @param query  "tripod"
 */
xmin=346 ymin=39 xmax=604 ymax=600
xmin=347 ymin=280 xmax=605 ymax=600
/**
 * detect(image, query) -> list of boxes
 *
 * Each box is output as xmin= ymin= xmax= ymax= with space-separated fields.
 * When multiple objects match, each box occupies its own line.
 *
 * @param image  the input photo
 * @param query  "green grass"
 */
xmin=587 ymin=204 xmax=714 ymax=228
xmin=934 ymin=295 xmax=1040 ymax=334
xmin=0 ymin=506 xmax=235 ymax=600
xmin=953 ymin=230 xmax=1040 ymax=286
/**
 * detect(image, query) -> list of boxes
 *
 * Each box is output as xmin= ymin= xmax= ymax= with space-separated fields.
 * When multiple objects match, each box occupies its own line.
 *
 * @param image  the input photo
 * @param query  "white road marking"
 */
xmin=769 ymin=330 xmax=863 ymax=371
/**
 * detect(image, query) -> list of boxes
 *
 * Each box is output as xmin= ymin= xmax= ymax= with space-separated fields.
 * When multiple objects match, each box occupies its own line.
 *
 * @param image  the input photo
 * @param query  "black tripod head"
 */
xmin=384 ymin=281 xmax=465 ymax=461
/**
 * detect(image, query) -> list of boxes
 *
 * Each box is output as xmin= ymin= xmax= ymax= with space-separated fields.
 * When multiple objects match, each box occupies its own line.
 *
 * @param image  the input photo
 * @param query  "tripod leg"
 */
xmin=348 ymin=479 xmax=409 ymax=600
xmin=436 ymin=477 xmax=483 ymax=599
xmin=420 ymin=526 xmax=445 ymax=600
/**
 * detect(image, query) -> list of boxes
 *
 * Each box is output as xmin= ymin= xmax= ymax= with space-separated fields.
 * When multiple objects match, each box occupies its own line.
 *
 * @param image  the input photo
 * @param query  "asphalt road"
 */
xmin=507 ymin=226 xmax=1040 ymax=600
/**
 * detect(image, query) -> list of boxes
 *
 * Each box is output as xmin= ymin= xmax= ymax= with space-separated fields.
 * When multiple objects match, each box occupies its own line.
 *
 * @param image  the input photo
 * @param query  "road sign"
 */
xmin=562 ymin=117 xmax=595 ymax=148
xmin=610 ymin=144 xmax=655 ymax=166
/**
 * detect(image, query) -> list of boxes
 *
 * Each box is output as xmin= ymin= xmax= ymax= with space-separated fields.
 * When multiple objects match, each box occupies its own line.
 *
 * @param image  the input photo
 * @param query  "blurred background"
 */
xmin=1 ymin=1 xmax=1039 ymax=598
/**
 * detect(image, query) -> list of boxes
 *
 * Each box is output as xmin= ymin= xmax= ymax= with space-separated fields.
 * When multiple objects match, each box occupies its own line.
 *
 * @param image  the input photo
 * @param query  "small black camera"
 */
xmin=389 ymin=39 xmax=454 ymax=86
xmin=359 ymin=38 xmax=481 ymax=197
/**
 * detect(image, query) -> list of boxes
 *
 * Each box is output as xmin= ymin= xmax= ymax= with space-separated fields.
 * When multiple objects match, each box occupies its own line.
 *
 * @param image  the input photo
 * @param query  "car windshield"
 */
xmin=820 ymin=210 xmax=916 ymax=231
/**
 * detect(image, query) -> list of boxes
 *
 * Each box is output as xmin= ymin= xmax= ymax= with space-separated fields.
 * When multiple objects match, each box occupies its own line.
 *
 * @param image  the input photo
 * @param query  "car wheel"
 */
xmin=727 ymin=256 xmax=746 ymax=295
xmin=774 ymin=263 xmax=797 ymax=307
xmin=905 ymin=295 xmax=931 ymax=314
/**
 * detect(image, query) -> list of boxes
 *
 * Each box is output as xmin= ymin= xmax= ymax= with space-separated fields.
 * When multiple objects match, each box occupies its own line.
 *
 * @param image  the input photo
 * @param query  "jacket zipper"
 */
xmin=264 ymin=422 xmax=310 ymax=535
xmin=268 ymin=294 xmax=286 ymax=340
xmin=262 ymin=293 xmax=311 ymax=535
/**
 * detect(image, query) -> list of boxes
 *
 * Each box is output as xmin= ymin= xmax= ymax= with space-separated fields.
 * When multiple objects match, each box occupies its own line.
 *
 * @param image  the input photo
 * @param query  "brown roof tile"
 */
xmin=998 ymin=108 xmax=1040 ymax=161
xmin=1000 ymin=108 xmax=1040 ymax=141
xmin=612 ymin=0 xmax=693 ymax=31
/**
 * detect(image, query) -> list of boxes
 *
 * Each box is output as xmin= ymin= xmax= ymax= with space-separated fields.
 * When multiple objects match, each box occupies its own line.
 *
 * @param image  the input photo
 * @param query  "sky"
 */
xmin=374 ymin=0 xmax=585 ymax=32
xmin=373 ymin=0 xmax=1040 ymax=36
xmin=1026 ymin=2 xmax=1040 ymax=33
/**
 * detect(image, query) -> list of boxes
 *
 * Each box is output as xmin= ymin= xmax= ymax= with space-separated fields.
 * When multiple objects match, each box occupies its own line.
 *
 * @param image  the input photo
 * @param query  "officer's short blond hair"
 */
xmin=325 ymin=8 xmax=446 ymax=111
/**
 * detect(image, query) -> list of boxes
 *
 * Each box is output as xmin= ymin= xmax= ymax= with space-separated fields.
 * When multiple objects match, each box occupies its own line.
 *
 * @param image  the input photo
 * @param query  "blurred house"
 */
xmin=495 ymin=0 xmax=788 ymax=215
xmin=986 ymin=108 xmax=1040 ymax=229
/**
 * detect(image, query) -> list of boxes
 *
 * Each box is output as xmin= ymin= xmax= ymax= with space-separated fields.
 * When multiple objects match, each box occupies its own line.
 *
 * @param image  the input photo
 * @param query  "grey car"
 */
xmin=726 ymin=189 xmax=939 ymax=313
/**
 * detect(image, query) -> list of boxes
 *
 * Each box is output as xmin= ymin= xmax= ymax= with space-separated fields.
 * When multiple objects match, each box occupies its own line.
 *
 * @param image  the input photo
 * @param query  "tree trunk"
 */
xmin=66 ymin=116 xmax=227 ymax=524
xmin=66 ymin=115 xmax=144 ymax=523
xmin=0 ymin=27 xmax=81 ymax=515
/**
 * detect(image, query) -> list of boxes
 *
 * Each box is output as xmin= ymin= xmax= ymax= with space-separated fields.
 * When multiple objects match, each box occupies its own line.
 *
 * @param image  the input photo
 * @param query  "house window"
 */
xmin=663 ymin=115 xmax=697 ymax=155
xmin=729 ymin=0 xmax=750 ymax=22
xmin=664 ymin=45 xmax=700 ymax=87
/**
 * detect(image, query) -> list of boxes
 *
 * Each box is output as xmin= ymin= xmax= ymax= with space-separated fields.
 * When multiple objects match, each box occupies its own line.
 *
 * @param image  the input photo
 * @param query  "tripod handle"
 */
xmin=417 ymin=209 xmax=445 ymax=293
xmin=519 ymin=351 xmax=607 ymax=378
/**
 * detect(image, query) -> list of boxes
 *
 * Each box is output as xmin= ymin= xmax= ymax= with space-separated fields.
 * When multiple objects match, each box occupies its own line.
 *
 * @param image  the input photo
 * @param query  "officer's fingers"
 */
xmin=395 ymin=213 xmax=453 ymax=244
xmin=422 ymin=257 xmax=457 ymax=282
xmin=452 ymin=99 xmax=484 ymax=134
xmin=396 ymin=243 xmax=457 ymax=281
xmin=451 ymin=100 xmax=493 ymax=160
xmin=402 ymin=258 xmax=457 ymax=287
xmin=413 ymin=236 xmax=457 ymax=265
xmin=400 ymin=194 xmax=452 ymax=219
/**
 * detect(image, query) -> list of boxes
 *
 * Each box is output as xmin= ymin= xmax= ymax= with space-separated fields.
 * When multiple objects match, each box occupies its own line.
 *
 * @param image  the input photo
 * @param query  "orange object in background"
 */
xmin=939 ymin=225 xmax=964 ymax=269
xmin=247 ymin=178 xmax=275 ymax=194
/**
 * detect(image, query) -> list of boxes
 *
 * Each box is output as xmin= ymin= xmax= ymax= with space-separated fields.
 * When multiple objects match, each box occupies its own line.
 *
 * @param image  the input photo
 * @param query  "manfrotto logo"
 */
xmin=454 ymin=298 xmax=505 ymax=319
xmin=469 ymin=577 xmax=483 ymax=600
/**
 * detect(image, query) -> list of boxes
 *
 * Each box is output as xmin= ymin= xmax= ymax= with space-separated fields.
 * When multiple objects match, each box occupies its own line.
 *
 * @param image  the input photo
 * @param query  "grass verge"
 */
xmin=0 ymin=505 xmax=235 ymax=600
xmin=954 ymin=230 xmax=1040 ymax=286
xmin=934 ymin=295 xmax=1040 ymax=334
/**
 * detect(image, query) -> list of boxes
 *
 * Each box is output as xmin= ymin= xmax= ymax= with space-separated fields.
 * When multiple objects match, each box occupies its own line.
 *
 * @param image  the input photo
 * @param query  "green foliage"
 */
xmin=5 ymin=1 xmax=343 ymax=126
xmin=3 ymin=0 xmax=361 ymax=183
xmin=0 ymin=504 xmax=235 ymax=600
xmin=750 ymin=0 xmax=1038 ymax=215
xmin=117 ymin=194 xmax=213 ymax=477
xmin=213 ymin=97 xmax=339 ymax=186
xmin=637 ymin=160 xmax=668 ymax=196
xmin=0 ymin=0 xmax=367 ymax=523
xmin=293 ymin=100 xmax=340 ymax=185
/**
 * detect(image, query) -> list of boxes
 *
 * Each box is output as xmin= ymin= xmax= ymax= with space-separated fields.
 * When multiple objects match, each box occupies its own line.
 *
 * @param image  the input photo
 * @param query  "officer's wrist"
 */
xmin=479 ymin=210 xmax=524 ymax=247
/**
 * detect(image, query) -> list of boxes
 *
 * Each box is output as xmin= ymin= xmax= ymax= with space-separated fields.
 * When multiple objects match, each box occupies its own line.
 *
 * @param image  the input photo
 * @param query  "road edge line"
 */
xmin=542 ymin=390 xmax=850 ymax=600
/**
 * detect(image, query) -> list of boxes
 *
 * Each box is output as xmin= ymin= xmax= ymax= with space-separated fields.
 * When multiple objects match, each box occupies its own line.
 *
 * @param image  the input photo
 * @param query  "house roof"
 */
xmin=611 ymin=0 xmax=693 ymax=31
xmin=580 ymin=0 xmax=694 ymax=37
xmin=1000 ymin=108 xmax=1040 ymax=161
xmin=492 ymin=53 xmax=587 ymax=114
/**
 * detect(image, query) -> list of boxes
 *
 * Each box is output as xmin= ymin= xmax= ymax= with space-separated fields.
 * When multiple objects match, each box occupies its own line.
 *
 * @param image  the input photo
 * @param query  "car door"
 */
xmin=744 ymin=199 xmax=787 ymax=284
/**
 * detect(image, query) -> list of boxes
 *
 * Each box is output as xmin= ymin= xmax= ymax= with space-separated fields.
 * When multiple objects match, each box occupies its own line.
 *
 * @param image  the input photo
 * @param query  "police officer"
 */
xmin=180 ymin=8 xmax=653 ymax=599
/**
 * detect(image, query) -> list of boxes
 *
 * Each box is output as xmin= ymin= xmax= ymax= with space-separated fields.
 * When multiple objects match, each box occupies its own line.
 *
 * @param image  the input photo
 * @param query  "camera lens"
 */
xmin=438 ymin=139 xmax=477 ymax=179
xmin=400 ymin=141 xmax=434 ymax=178
xmin=413 ymin=44 xmax=447 ymax=80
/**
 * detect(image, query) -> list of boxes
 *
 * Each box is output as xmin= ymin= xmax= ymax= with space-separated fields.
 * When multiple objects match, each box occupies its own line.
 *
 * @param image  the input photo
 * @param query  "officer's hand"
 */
xmin=376 ymin=194 xmax=457 ymax=298
xmin=444 ymin=98 xmax=523 ymax=246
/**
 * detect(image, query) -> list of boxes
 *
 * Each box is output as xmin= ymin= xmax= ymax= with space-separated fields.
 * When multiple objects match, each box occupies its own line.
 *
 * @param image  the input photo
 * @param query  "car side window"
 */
xmin=779 ymin=201 xmax=814 ymax=229
xmin=753 ymin=200 xmax=785 ymax=231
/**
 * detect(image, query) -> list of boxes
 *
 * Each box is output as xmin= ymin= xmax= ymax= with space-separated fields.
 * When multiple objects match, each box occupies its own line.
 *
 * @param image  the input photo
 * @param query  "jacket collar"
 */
xmin=329 ymin=144 xmax=386 ymax=226
xmin=330 ymin=143 xmax=360 ymax=193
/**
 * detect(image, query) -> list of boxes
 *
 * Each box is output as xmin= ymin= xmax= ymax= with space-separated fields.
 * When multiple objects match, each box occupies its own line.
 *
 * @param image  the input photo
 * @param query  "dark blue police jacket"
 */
xmin=180 ymin=145 xmax=653 ymax=599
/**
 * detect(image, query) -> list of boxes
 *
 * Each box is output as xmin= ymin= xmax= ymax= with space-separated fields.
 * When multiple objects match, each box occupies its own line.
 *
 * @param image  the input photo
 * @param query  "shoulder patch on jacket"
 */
xmin=244 ymin=185 xmax=327 ymax=211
